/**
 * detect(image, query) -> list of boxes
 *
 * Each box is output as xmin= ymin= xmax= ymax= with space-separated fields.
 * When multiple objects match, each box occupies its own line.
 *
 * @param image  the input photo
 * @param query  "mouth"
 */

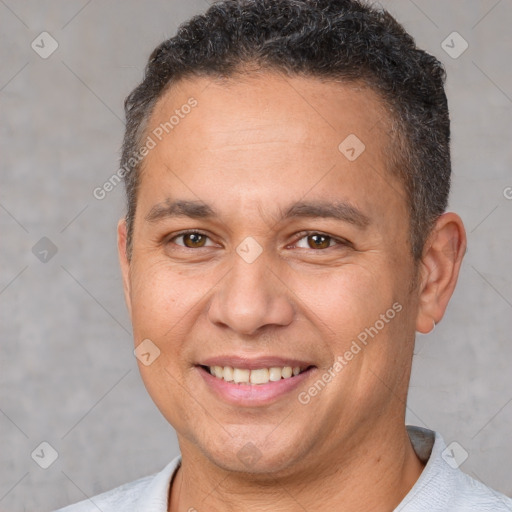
xmin=198 ymin=364 xmax=314 ymax=385
xmin=195 ymin=357 xmax=317 ymax=405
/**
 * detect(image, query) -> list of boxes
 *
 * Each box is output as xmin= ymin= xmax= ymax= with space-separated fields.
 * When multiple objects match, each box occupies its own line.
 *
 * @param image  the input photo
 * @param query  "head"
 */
xmin=121 ymin=0 xmax=452 ymax=262
xmin=117 ymin=0 xmax=465 ymax=478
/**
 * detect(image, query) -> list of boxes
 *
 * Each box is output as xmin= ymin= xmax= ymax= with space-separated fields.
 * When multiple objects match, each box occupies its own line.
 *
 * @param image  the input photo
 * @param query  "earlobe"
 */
xmin=117 ymin=218 xmax=132 ymax=318
xmin=415 ymin=212 xmax=467 ymax=334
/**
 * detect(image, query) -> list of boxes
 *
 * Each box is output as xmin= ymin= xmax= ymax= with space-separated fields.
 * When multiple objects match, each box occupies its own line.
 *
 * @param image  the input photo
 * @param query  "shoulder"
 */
xmin=443 ymin=469 xmax=512 ymax=511
xmin=415 ymin=467 xmax=512 ymax=511
xmin=54 ymin=475 xmax=154 ymax=512
xmin=401 ymin=426 xmax=512 ymax=512
xmin=54 ymin=457 xmax=181 ymax=512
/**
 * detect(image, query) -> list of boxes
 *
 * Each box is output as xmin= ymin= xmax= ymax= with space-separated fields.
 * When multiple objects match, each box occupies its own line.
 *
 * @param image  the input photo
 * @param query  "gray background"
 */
xmin=0 ymin=1 xmax=511 ymax=510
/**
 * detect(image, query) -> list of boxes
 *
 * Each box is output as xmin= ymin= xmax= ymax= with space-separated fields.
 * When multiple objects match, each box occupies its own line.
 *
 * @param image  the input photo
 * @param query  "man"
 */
xmin=57 ymin=0 xmax=512 ymax=510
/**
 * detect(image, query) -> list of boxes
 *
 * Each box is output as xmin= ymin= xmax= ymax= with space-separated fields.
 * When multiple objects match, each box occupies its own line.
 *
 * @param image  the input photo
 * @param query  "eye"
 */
xmin=170 ymin=231 xmax=215 ymax=248
xmin=293 ymin=232 xmax=347 ymax=250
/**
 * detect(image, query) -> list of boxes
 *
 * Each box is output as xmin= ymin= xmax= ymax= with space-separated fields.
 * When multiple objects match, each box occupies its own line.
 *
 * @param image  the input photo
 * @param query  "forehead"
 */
xmin=138 ymin=72 xmax=406 ymax=225
xmin=149 ymin=72 xmax=391 ymax=153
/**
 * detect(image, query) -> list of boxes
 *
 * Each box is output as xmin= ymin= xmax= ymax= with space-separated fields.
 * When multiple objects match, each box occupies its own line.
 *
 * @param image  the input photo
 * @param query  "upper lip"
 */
xmin=198 ymin=356 xmax=315 ymax=370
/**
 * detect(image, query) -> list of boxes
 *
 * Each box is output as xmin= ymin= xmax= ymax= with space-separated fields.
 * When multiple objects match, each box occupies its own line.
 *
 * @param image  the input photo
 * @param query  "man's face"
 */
xmin=119 ymin=73 xmax=421 ymax=476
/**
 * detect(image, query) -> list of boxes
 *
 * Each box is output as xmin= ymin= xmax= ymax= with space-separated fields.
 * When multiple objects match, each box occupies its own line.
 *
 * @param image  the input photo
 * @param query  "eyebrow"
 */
xmin=282 ymin=200 xmax=370 ymax=228
xmin=145 ymin=199 xmax=215 ymax=222
xmin=145 ymin=199 xmax=370 ymax=229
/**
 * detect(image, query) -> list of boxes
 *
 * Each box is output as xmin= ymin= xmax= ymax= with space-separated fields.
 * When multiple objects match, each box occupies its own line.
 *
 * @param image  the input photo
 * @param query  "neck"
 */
xmin=168 ymin=424 xmax=425 ymax=512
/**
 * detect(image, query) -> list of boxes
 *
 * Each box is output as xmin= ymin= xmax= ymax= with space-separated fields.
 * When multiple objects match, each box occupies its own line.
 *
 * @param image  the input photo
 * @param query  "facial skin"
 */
xmin=118 ymin=72 xmax=466 ymax=512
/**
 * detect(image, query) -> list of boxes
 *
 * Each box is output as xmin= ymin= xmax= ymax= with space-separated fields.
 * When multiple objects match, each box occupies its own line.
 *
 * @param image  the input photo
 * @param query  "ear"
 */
xmin=416 ymin=212 xmax=467 ymax=333
xmin=117 ymin=218 xmax=132 ymax=319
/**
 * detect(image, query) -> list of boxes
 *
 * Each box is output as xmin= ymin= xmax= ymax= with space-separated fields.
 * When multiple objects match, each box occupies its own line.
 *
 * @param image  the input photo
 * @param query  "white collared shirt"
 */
xmin=55 ymin=426 xmax=512 ymax=511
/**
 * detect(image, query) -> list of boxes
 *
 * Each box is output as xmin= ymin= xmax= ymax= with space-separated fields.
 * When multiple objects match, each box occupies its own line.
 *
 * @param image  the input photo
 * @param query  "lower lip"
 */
xmin=196 ymin=366 xmax=315 ymax=406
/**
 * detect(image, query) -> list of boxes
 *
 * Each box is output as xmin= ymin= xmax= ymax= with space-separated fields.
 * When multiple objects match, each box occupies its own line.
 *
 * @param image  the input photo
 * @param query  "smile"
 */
xmin=202 ymin=365 xmax=310 ymax=385
xmin=196 ymin=359 xmax=317 ymax=406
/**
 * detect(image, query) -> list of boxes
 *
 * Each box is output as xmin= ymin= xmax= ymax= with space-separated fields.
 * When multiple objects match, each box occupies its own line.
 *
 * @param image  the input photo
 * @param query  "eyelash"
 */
xmin=167 ymin=229 xmax=350 ymax=250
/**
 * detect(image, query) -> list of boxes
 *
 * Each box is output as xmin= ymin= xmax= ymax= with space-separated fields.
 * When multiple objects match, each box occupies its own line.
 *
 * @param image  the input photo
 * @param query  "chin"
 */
xmin=199 ymin=435 xmax=307 ymax=478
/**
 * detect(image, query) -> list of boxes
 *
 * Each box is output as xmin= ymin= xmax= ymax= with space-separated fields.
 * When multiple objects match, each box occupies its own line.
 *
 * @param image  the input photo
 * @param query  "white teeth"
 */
xmin=281 ymin=366 xmax=292 ymax=378
xmin=250 ymin=368 xmax=269 ymax=384
xmin=269 ymin=367 xmax=282 ymax=381
xmin=223 ymin=366 xmax=234 ymax=381
xmin=233 ymin=368 xmax=250 ymax=383
xmin=206 ymin=365 xmax=307 ymax=384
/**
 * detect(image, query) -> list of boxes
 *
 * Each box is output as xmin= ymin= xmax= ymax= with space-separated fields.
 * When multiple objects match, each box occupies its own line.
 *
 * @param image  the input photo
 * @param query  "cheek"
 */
xmin=128 ymin=260 xmax=192 ymax=340
xmin=295 ymin=262 xmax=395 ymax=326
xmin=290 ymin=260 xmax=409 ymax=378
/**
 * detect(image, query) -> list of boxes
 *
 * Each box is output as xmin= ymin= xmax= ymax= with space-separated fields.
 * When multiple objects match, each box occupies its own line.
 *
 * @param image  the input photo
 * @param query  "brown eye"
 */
xmin=171 ymin=232 xmax=211 ymax=248
xmin=182 ymin=233 xmax=207 ymax=248
xmin=307 ymin=234 xmax=332 ymax=249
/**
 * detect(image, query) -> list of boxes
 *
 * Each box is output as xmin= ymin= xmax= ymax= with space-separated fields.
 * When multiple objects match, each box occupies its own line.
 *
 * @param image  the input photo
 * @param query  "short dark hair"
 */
xmin=121 ymin=0 xmax=450 ymax=260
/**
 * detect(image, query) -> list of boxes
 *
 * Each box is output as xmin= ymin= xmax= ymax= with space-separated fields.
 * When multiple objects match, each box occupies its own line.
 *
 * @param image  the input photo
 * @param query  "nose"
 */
xmin=207 ymin=249 xmax=294 ymax=336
